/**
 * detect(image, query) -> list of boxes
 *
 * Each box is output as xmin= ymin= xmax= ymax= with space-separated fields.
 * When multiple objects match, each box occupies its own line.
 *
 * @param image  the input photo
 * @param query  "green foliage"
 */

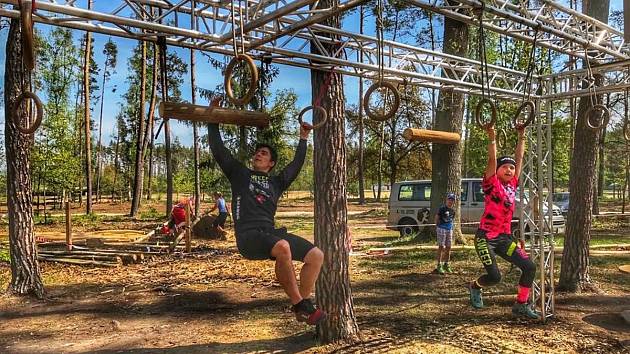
xmin=140 ymin=207 xmax=162 ymax=220
xmin=0 ymin=247 xmax=9 ymax=263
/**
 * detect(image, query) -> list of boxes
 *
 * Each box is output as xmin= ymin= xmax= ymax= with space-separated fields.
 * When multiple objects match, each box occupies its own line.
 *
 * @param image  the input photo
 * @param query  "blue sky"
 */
xmin=0 ymin=0 xmax=624 ymax=147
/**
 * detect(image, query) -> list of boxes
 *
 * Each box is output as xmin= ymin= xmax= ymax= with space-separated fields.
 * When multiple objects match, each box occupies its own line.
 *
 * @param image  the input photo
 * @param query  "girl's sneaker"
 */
xmin=467 ymin=283 xmax=484 ymax=309
xmin=512 ymin=302 xmax=540 ymax=319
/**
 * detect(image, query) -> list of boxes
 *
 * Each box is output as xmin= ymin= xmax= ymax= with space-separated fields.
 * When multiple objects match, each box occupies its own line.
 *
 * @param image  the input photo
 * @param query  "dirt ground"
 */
xmin=0 ymin=199 xmax=629 ymax=353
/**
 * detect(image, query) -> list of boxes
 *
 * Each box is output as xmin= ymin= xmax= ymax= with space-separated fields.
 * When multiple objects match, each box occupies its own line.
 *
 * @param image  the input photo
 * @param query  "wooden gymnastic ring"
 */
xmin=363 ymin=81 xmax=400 ymax=122
xmin=13 ymin=91 xmax=43 ymax=134
xmin=298 ymin=105 xmax=328 ymax=130
xmin=475 ymin=98 xmax=497 ymax=129
xmin=585 ymin=104 xmax=610 ymax=131
xmin=224 ymin=54 xmax=258 ymax=107
xmin=623 ymin=119 xmax=630 ymax=142
xmin=20 ymin=0 xmax=35 ymax=71
xmin=513 ymin=100 xmax=535 ymax=129
xmin=497 ymin=128 xmax=508 ymax=150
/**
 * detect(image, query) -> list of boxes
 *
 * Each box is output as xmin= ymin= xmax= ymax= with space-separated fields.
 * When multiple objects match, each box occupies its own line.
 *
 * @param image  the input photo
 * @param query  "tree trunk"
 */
xmin=376 ymin=123 xmax=385 ymax=201
xmin=144 ymin=42 xmax=158 ymax=201
xmin=191 ymin=48 xmax=201 ymax=215
xmin=429 ymin=10 xmax=468 ymax=245
xmin=559 ymin=0 xmax=609 ymax=292
xmin=4 ymin=18 xmax=45 ymax=298
xmin=112 ymin=133 xmax=120 ymax=202
xmin=159 ymin=42 xmax=174 ymax=216
xmin=83 ymin=0 xmax=93 ymax=214
xmin=130 ymin=39 xmax=147 ymax=217
xmin=95 ymin=56 xmax=108 ymax=204
xmin=311 ymin=0 xmax=359 ymax=344
xmin=357 ymin=5 xmax=365 ymax=205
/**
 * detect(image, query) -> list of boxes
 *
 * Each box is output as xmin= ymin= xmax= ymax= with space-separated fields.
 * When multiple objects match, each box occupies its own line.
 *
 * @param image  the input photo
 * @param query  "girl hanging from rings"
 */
xmin=466 ymin=109 xmax=539 ymax=320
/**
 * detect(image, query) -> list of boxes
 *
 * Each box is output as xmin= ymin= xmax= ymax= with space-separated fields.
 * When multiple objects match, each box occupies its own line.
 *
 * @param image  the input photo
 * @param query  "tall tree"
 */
xmin=191 ymin=48 xmax=201 ymax=215
xmin=130 ymin=38 xmax=147 ymax=217
xmin=357 ymin=5 xmax=366 ymax=204
xmin=4 ymin=18 xmax=45 ymax=298
xmin=429 ymin=8 xmax=469 ymax=244
xmin=559 ymin=0 xmax=610 ymax=292
xmin=96 ymin=38 xmax=118 ymax=202
xmin=311 ymin=0 xmax=359 ymax=343
xmin=144 ymin=41 xmax=159 ymax=201
xmin=83 ymin=0 xmax=94 ymax=214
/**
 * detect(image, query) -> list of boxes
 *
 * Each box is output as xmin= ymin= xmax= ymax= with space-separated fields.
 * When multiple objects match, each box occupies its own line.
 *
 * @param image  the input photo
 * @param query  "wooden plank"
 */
xmin=403 ymin=128 xmax=461 ymax=144
xmin=37 ymin=256 xmax=120 ymax=267
xmin=38 ymin=250 xmax=140 ymax=264
xmin=619 ymin=265 xmax=630 ymax=274
xmin=65 ymin=200 xmax=72 ymax=251
xmin=159 ymin=101 xmax=270 ymax=128
xmin=185 ymin=203 xmax=191 ymax=253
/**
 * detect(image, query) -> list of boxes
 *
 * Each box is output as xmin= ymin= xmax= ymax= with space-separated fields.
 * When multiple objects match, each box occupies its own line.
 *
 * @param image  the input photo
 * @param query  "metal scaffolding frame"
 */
xmin=2 ymin=0 xmax=628 ymax=322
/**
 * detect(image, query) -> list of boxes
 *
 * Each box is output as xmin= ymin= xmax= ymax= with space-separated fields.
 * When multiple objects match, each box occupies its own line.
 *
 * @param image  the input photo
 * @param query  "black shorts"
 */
xmin=236 ymin=227 xmax=315 ymax=262
xmin=213 ymin=212 xmax=228 ymax=227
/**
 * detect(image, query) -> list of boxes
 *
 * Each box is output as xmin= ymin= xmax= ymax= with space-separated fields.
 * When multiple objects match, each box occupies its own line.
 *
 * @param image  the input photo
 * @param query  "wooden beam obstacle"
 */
xmin=159 ymin=101 xmax=270 ymax=128
xmin=402 ymin=128 xmax=461 ymax=144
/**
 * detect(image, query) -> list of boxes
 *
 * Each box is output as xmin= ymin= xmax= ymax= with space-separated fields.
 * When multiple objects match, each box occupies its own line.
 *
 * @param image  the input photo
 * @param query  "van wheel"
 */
xmin=399 ymin=218 xmax=419 ymax=238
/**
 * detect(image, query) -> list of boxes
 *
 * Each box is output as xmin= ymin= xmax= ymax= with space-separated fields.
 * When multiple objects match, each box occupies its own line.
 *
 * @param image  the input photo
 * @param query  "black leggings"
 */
xmin=474 ymin=230 xmax=536 ymax=288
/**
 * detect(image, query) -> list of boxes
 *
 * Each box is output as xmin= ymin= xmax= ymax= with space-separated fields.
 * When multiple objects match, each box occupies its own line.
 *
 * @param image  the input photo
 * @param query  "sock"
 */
xmin=517 ymin=286 xmax=530 ymax=304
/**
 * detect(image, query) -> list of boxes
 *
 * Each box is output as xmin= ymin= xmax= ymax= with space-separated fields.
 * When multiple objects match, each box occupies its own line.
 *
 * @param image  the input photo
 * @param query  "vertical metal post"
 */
xmin=185 ymin=202 xmax=191 ymax=253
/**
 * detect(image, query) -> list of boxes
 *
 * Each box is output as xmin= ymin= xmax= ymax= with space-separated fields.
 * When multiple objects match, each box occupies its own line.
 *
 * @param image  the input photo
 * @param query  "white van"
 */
xmin=387 ymin=178 xmax=566 ymax=237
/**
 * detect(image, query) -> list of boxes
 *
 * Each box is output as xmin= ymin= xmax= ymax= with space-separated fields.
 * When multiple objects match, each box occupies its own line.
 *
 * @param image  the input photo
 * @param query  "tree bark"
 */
xmin=559 ymin=0 xmax=609 ymax=292
xmin=311 ymin=0 xmax=359 ymax=344
xmin=83 ymin=0 xmax=93 ymax=214
xmin=4 ymin=18 xmax=45 ymax=298
xmin=191 ymin=48 xmax=201 ymax=215
xmin=429 ymin=11 xmax=468 ymax=244
xmin=95 ymin=53 xmax=108 ymax=204
xmin=130 ymin=39 xmax=147 ymax=217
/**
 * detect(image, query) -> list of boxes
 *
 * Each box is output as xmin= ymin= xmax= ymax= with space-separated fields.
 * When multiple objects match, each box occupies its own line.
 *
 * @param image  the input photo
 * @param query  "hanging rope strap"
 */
xmin=13 ymin=0 xmax=43 ymax=135
xmin=512 ymin=26 xmax=539 ymax=130
xmin=474 ymin=4 xmax=497 ymax=129
xmin=363 ymin=0 xmax=400 ymax=122
xmin=583 ymin=46 xmax=610 ymax=131
xmin=224 ymin=0 xmax=258 ymax=107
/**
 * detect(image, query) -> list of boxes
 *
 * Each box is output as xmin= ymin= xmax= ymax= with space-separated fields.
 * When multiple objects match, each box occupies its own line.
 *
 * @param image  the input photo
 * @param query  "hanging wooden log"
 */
xmin=159 ymin=101 xmax=270 ymax=128
xmin=402 ymin=128 xmax=461 ymax=144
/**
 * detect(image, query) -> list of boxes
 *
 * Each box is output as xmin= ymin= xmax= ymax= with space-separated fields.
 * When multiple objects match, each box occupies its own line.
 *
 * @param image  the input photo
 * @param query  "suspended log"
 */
xmin=159 ymin=101 xmax=270 ymax=128
xmin=402 ymin=128 xmax=461 ymax=144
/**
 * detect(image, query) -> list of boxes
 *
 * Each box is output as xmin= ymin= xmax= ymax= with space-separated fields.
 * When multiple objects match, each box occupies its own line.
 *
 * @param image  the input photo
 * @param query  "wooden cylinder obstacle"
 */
xmin=402 ymin=128 xmax=460 ymax=144
xmin=159 ymin=101 xmax=270 ymax=128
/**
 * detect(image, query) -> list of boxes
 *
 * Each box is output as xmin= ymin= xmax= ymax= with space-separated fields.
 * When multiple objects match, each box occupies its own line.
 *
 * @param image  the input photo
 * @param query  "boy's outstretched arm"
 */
xmin=515 ymin=126 xmax=526 ymax=180
xmin=484 ymin=125 xmax=497 ymax=179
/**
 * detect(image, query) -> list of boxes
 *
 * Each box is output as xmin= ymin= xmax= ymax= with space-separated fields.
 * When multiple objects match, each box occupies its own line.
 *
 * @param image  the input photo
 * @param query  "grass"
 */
xmin=0 ymin=247 xmax=9 ymax=263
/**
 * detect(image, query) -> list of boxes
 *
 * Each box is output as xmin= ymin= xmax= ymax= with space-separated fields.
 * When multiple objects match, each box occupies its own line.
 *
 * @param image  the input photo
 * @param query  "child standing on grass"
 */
xmin=467 ymin=123 xmax=539 ymax=319
xmin=434 ymin=193 xmax=456 ymax=274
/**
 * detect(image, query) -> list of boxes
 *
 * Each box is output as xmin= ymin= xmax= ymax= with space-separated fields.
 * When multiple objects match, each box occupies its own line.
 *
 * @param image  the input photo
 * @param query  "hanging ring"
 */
xmin=224 ymin=53 xmax=258 ymax=107
xmin=623 ymin=119 xmax=630 ymax=142
xmin=585 ymin=104 xmax=610 ymax=131
xmin=513 ymin=100 xmax=535 ymax=129
xmin=298 ymin=106 xmax=328 ymax=130
xmin=13 ymin=91 xmax=43 ymax=135
xmin=363 ymin=81 xmax=401 ymax=122
xmin=20 ymin=0 xmax=35 ymax=70
xmin=475 ymin=98 xmax=497 ymax=129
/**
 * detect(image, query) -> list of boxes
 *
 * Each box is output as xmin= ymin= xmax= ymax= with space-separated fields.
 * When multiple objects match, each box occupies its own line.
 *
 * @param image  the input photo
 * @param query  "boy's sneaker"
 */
xmin=443 ymin=263 xmax=453 ymax=273
xmin=434 ymin=264 xmax=445 ymax=275
xmin=512 ymin=302 xmax=540 ymax=319
xmin=292 ymin=299 xmax=327 ymax=325
xmin=467 ymin=283 xmax=484 ymax=309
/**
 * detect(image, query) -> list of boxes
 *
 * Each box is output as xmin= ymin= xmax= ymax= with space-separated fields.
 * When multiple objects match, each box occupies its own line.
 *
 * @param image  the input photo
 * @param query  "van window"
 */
xmin=473 ymin=181 xmax=484 ymax=202
xmin=398 ymin=183 xmax=431 ymax=201
xmin=461 ymin=182 xmax=468 ymax=202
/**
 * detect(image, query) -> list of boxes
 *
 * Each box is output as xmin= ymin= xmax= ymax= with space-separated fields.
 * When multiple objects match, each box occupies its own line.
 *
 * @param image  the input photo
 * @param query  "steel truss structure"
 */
xmin=1 ymin=0 xmax=629 ymax=321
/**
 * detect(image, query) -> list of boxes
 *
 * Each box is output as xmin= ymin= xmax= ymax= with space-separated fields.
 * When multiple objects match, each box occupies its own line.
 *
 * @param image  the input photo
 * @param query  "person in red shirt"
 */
xmin=467 ymin=123 xmax=539 ymax=319
xmin=161 ymin=197 xmax=194 ymax=236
